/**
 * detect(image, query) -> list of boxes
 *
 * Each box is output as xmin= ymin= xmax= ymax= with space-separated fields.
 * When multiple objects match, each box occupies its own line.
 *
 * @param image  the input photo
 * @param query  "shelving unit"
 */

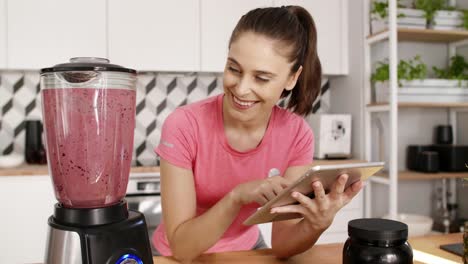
xmin=363 ymin=0 xmax=468 ymax=219
xmin=367 ymin=102 xmax=468 ymax=108
xmin=368 ymin=28 xmax=468 ymax=43
xmin=376 ymin=171 xmax=468 ymax=181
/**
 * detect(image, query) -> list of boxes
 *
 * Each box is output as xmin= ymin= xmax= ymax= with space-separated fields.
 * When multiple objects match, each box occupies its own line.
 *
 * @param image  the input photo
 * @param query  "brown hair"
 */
xmin=228 ymin=6 xmax=322 ymax=116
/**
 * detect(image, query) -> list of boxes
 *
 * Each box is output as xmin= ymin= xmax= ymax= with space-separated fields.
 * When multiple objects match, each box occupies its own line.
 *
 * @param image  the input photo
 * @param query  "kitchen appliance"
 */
xmin=25 ymin=120 xmax=47 ymax=164
xmin=126 ymin=172 xmax=162 ymax=254
xmin=417 ymin=151 xmax=439 ymax=173
xmin=432 ymin=145 xmax=468 ymax=172
xmin=406 ymin=144 xmax=468 ymax=172
xmin=41 ymin=57 xmax=153 ymax=264
xmin=406 ymin=145 xmax=433 ymax=170
xmin=435 ymin=125 xmax=453 ymax=145
xmin=306 ymin=114 xmax=351 ymax=159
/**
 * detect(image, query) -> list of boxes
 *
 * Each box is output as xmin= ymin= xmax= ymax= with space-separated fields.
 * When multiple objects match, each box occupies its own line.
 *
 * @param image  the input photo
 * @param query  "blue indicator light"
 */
xmin=116 ymin=253 xmax=144 ymax=264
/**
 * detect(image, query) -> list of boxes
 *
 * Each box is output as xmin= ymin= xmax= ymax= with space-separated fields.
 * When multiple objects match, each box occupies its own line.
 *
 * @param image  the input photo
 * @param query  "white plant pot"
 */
xmin=398 ymin=8 xmax=425 ymax=18
xmin=433 ymin=17 xmax=463 ymax=27
xmin=370 ymin=8 xmax=427 ymax=34
xmin=400 ymin=78 xmax=467 ymax=88
xmin=371 ymin=19 xmax=426 ymax=34
xmin=434 ymin=10 xmax=463 ymax=19
xmin=375 ymin=80 xmax=468 ymax=103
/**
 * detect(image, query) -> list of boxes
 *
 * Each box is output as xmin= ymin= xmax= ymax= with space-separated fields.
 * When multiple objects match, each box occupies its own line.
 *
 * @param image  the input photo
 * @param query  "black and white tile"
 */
xmin=0 ymin=71 xmax=223 ymax=166
xmin=0 ymin=71 xmax=328 ymax=167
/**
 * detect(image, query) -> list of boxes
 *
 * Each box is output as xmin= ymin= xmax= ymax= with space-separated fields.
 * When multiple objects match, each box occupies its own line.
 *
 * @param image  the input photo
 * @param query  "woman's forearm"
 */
xmin=271 ymin=220 xmax=325 ymax=259
xmin=169 ymin=191 xmax=242 ymax=262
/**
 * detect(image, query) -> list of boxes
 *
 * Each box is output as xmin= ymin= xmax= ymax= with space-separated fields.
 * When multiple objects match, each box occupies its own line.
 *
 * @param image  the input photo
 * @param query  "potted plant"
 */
xmin=372 ymin=55 xmax=427 ymax=101
xmin=416 ymin=0 xmax=465 ymax=30
xmin=432 ymin=55 xmax=468 ymax=85
xmin=371 ymin=0 xmax=426 ymax=34
xmin=372 ymin=55 xmax=468 ymax=103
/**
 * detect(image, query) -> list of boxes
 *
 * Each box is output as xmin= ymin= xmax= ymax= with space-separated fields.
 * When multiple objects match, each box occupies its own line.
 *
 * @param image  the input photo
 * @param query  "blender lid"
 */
xmin=40 ymin=57 xmax=137 ymax=74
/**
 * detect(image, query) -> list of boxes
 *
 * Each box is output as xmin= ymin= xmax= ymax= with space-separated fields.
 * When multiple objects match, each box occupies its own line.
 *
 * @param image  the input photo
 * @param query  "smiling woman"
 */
xmin=151 ymin=5 xmax=363 ymax=263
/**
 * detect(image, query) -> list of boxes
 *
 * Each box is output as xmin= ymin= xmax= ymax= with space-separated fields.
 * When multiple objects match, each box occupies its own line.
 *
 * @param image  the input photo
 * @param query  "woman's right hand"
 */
xmin=231 ymin=176 xmax=292 ymax=206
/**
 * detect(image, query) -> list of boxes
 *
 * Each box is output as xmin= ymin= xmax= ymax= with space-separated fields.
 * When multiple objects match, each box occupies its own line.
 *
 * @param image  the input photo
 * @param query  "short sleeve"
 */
xmin=154 ymin=109 xmax=196 ymax=170
xmin=288 ymin=119 xmax=314 ymax=167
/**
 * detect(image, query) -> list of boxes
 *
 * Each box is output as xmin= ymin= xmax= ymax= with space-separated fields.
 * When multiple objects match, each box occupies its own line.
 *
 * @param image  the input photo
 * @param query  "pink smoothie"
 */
xmin=42 ymin=88 xmax=136 ymax=208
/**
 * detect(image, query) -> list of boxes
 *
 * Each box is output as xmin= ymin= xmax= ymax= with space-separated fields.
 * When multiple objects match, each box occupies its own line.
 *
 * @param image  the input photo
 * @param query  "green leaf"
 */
xmin=371 ymin=55 xmax=428 ymax=86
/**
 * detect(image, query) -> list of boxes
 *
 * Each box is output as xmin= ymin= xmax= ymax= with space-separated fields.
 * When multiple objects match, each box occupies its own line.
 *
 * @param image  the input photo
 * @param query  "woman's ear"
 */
xmin=285 ymin=66 xmax=303 ymax=91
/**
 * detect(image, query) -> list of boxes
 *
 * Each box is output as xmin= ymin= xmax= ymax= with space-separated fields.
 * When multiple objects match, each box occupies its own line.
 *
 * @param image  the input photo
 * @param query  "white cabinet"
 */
xmin=108 ymin=0 xmax=199 ymax=72
xmin=0 ymin=175 xmax=55 ymax=264
xmin=200 ymin=0 xmax=273 ymax=72
xmin=7 ymin=0 xmax=107 ymax=69
xmin=0 ymin=0 xmax=6 ymax=68
xmin=274 ymin=0 xmax=349 ymax=75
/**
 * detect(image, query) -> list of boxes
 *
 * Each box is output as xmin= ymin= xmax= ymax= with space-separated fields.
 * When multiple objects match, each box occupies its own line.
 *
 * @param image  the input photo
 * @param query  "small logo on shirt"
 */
xmin=161 ymin=140 xmax=174 ymax=148
xmin=268 ymin=168 xmax=280 ymax=177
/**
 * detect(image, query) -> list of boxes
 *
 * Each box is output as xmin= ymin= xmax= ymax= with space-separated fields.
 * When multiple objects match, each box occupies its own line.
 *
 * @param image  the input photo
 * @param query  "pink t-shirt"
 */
xmin=153 ymin=94 xmax=314 ymax=256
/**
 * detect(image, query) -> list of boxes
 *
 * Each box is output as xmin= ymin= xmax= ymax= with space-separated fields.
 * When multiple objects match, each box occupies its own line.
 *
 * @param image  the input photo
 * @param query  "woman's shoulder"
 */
xmin=273 ymin=105 xmax=309 ymax=128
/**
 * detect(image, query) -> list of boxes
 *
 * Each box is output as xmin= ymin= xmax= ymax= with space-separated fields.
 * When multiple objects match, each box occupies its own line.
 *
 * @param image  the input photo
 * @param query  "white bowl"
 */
xmin=383 ymin=213 xmax=434 ymax=237
xmin=0 ymin=153 xmax=24 ymax=168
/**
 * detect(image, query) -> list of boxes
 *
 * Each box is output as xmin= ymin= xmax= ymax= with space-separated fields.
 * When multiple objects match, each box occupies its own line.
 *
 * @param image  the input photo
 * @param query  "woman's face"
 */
xmin=223 ymin=31 xmax=302 ymax=124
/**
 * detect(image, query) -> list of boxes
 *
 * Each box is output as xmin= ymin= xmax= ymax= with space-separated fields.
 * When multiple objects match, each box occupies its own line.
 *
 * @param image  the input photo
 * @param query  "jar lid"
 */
xmin=348 ymin=218 xmax=408 ymax=242
xmin=40 ymin=57 xmax=136 ymax=74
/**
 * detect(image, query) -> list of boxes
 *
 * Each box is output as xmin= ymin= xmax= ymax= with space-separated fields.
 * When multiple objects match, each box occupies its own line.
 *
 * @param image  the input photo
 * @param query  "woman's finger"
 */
xmin=343 ymin=180 xmax=363 ymax=201
xmin=312 ymin=181 xmax=326 ymax=200
xmin=312 ymin=181 xmax=329 ymax=211
xmin=290 ymin=191 xmax=318 ymax=213
xmin=254 ymin=195 xmax=269 ymax=206
xmin=330 ymin=174 xmax=348 ymax=198
xmin=270 ymin=204 xmax=308 ymax=216
xmin=275 ymin=176 xmax=292 ymax=188
xmin=271 ymin=181 xmax=286 ymax=196
xmin=261 ymin=186 xmax=277 ymax=201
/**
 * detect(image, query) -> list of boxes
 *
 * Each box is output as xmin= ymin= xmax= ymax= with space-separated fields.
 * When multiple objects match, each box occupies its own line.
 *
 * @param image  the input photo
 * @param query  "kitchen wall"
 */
xmin=0 ymin=70 xmax=331 ymax=167
xmin=0 ymin=71 xmax=224 ymax=166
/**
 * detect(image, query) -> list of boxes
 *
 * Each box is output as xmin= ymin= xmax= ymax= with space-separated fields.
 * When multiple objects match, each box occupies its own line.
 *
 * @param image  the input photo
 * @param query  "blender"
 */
xmin=41 ymin=58 xmax=153 ymax=264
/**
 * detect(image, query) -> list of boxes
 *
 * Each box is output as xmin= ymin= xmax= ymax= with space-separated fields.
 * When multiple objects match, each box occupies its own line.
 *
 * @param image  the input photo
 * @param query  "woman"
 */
xmin=153 ymin=5 xmax=363 ymax=262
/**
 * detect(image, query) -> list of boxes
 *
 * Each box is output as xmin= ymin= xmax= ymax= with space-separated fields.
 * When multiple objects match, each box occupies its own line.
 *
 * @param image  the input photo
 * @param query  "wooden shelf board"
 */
xmin=399 ymin=28 xmax=468 ymax=42
xmin=366 ymin=102 xmax=468 ymax=108
xmin=367 ymin=28 xmax=468 ymax=43
xmin=376 ymin=170 xmax=468 ymax=180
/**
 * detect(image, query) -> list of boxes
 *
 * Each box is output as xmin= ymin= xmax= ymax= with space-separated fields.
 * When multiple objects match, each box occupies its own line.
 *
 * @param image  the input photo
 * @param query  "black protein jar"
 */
xmin=343 ymin=218 xmax=413 ymax=264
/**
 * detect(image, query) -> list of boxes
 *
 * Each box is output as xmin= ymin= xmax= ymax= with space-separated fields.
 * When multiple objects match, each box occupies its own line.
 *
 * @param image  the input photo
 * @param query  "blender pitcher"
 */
xmin=42 ymin=58 xmax=153 ymax=264
xmin=41 ymin=57 xmax=136 ymax=208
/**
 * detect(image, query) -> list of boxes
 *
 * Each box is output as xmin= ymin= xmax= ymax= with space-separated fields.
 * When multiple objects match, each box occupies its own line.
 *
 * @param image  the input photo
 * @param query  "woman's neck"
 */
xmin=221 ymin=98 xmax=273 ymax=152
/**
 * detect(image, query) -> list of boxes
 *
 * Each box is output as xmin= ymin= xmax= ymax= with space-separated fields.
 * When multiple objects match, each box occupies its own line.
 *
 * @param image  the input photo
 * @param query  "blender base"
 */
xmin=44 ymin=202 xmax=153 ymax=264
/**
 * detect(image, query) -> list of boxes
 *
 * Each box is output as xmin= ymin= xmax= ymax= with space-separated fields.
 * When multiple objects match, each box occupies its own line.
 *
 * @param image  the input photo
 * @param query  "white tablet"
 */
xmin=243 ymin=162 xmax=384 ymax=225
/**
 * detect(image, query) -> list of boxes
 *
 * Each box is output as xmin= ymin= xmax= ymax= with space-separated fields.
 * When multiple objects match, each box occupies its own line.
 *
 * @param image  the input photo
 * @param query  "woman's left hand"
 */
xmin=270 ymin=174 xmax=363 ymax=232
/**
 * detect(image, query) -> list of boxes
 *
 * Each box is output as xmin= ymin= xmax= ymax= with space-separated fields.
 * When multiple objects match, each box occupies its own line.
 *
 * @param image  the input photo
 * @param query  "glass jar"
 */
xmin=343 ymin=218 xmax=413 ymax=264
xmin=40 ymin=57 xmax=137 ymax=208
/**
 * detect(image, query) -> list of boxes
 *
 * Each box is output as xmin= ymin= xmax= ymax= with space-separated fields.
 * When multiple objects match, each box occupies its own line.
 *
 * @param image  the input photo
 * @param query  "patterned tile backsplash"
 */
xmin=0 ymin=71 xmax=223 ymax=166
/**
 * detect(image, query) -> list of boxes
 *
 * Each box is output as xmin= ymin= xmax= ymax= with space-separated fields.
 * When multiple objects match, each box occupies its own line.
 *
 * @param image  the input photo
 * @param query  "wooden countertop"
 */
xmin=153 ymin=233 xmax=464 ymax=264
xmin=0 ymin=159 xmax=364 ymax=177
xmin=0 ymin=164 xmax=160 ymax=176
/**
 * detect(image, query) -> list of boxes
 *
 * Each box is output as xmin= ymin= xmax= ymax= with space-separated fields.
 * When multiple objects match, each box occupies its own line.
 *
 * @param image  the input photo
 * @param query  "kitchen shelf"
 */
xmin=375 ymin=170 xmax=468 ymax=181
xmin=367 ymin=28 xmax=468 ymax=44
xmin=367 ymin=102 xmax=468 ymax=109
